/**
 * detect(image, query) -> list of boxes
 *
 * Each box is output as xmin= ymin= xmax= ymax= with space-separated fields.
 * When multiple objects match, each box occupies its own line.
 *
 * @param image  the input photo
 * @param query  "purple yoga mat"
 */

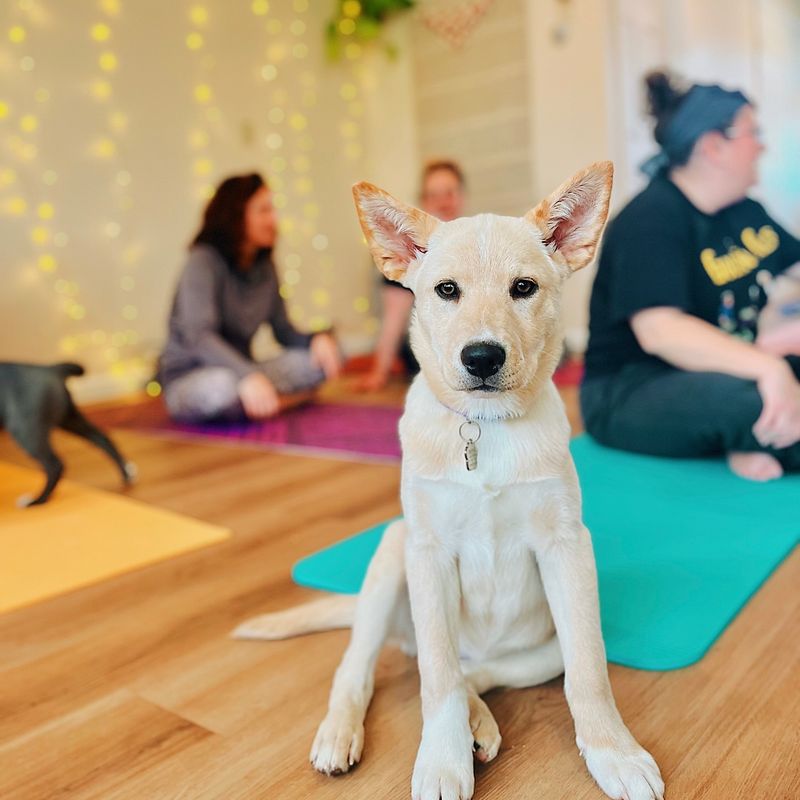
xmin=93 ymin=401 xmax=402 ymax=463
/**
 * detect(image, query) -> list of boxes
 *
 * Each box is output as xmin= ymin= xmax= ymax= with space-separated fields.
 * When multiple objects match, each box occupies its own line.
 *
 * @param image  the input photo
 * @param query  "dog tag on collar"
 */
xmin=458 ymin=421 xmax=481 ymax=472
xmin=464 ymin=439 xmax=478 ymax=471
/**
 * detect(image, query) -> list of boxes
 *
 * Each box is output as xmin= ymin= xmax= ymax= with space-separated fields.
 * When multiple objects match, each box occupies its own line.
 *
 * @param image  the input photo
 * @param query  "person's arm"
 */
xmin=750 ymin=208 xmax=800 ymax=355
xmin=757 ymin=263 xmax=800 ymax=357
xmin=265 ymin=267 xmax=341 ymax=379
xmin=771 ymin=214 xmax=800 ymax=270
xmin=632 ymin=306 xmax=786 ymax=380
xmin=175 ymin=255 xmax=257 ymax=380
xmin=359 ymin=284 xmax=414 ymax=391
xmin=309 ymin=332 xmax=342 ymax=379
xmin=632 ymin=306 xmax=800 ymax=449
xmin=267 ymin=282 xmax=314 ymax=349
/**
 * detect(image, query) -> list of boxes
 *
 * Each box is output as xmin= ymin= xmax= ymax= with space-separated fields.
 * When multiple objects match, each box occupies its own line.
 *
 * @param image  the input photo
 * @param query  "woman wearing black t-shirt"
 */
xmin=582 ymin=72 xmax=800 ymax=481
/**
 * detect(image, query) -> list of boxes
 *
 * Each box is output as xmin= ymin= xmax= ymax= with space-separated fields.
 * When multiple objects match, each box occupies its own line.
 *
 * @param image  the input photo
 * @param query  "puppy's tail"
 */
xmin=231 ymin=594 xmax=357 ymax=641
xmin=52 ymin=362 xmax=85 ymax=378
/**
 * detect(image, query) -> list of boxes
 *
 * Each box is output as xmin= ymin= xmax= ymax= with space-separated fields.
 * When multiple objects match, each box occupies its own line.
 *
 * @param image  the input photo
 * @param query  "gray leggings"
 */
xmin=164 ymin=348 xmax=325 ymax=422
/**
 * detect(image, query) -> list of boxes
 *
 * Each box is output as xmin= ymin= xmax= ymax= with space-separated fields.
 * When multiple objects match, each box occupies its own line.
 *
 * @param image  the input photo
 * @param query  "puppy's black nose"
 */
xmin=460 ymin=342 xmax=506 ymax=380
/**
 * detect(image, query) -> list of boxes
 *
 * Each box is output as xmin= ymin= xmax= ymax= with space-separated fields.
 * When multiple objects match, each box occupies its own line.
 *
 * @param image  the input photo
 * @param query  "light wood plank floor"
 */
xmin=0 ymin=378 xmax=797 ymax=799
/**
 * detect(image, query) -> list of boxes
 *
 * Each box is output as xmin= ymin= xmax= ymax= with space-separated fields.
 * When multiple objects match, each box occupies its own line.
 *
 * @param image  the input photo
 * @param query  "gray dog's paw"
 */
xmin=16 ymin=493 xmax=34 ymax=508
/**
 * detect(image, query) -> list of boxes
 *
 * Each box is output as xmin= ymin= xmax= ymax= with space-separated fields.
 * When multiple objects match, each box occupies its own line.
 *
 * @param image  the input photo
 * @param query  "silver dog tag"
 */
xmin=458 ymin=420 xmax=481 ymax=472
xmin=464 ymin=439 xmax=478 ymax=471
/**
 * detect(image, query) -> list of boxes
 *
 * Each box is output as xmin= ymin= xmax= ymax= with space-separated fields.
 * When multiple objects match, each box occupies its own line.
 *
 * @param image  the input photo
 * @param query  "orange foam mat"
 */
xmin=0 ymin=462 xmax=231 ymax=614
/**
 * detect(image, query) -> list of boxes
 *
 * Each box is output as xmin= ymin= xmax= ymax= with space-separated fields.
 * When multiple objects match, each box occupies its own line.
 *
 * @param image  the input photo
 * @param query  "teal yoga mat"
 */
xmin=293 ymin=435 xmax=799 ymax=670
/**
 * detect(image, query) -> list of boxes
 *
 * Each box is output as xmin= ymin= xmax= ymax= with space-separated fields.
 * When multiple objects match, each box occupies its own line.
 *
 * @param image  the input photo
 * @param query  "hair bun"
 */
xmin=645 ymin=70 xmax=683 ymax=120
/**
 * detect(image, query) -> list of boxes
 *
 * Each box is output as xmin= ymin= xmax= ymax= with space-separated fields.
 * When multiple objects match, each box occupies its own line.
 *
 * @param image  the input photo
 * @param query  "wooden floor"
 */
xmin=0 ymin=378 xmax=797 ymax=800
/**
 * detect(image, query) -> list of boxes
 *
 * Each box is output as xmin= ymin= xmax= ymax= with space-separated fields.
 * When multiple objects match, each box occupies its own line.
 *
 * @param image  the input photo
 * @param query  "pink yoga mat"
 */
xmin=91 ymin=400 xmax=402 ymax=463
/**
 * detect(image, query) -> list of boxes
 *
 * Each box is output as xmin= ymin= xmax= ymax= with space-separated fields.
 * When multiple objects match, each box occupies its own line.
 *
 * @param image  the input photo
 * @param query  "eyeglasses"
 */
xmin=723 ymin=125 xmax=764 ymax=143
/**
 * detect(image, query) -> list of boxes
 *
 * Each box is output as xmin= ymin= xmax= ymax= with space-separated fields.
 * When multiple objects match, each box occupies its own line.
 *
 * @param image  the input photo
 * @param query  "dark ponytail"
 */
xmin=645 ymin=71 xmax=689 ymax=151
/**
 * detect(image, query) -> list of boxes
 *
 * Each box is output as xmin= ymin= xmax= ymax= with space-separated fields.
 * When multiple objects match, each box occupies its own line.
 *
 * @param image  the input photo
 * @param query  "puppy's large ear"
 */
xmin=353 ymin=182 xmax=439 ymax=285
xmin=525 ymin=161 xmax=613 ymax=272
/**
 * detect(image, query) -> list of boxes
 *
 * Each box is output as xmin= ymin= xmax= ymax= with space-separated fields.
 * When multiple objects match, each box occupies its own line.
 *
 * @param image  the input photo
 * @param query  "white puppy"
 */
xmin=234 ymin=162 xmax=664 ymax=800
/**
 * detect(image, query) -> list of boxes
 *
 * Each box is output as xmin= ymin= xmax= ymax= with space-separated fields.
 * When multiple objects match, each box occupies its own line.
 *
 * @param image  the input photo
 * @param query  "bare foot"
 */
xmin=355 ymin=369 xmax=390 ymax=393
xmin=727 ymin=452 xmax=783 ymax=482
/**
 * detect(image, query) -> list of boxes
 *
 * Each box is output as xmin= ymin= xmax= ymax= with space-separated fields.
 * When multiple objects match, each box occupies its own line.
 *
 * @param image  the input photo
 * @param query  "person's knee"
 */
xmin=204 ymin=369 xmax=240 ymax=408
xmin=165 ymin=368 xmax=240 ymax=421
xmin=263 ymin=348 xmax=325 ymax=393
xmin=581 ymin=370 xmax=765 ymax=458
xmin=705 ymin=373 xmax=763 ymax=427
xmin=658 ymin=374 xmax=762 ymax=455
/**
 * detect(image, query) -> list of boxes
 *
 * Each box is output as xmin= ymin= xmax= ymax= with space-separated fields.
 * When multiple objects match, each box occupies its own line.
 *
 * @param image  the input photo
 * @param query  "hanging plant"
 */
xmin=326 ymin=0 xmax=415 ymax=61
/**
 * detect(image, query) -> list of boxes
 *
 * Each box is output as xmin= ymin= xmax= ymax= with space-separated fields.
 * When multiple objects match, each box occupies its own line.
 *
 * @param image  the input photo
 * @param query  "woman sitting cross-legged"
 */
xmin=158 ymin=172 xmax=341 ymax=422
xmin=581 ymin=71 xmax=800 ymax=481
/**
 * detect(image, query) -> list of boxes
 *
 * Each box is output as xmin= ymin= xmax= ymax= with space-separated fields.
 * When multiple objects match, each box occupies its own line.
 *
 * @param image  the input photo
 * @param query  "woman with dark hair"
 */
xmin=358 ymin=159 xmax=467 ymax=392
xmin=158 ymin=173 xmax=341 ymax=421
xmin=581 ymin=71 xmax=800 ymax=481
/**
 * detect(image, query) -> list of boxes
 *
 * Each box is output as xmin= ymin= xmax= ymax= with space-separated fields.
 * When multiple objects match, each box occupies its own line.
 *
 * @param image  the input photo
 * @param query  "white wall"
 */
xmin=408 ymin=0 xmax=615 ymax=353
xmin=525 ymin=0 xmax=615 ymax=353
xmin=410 ymin=0 xmax=534 ymax=216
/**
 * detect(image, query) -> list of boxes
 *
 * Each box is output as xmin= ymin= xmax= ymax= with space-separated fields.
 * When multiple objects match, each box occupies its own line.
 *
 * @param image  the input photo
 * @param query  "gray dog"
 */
xmin=0 ymin=361 xmax=135 ymax=506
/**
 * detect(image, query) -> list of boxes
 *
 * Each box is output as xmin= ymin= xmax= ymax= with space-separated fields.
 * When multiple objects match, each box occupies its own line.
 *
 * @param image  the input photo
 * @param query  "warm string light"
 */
xmin=256 ymin=0 xmax=374 ymax=334
xmin=187 ymin=4 xmax=216 ymax=201
xmin=303 ymin=2 xmax=375 ymax=332
xmin=141 ymin=4 xmax=215 ymax=397
xmin=0 ymin=6 xmax=79 ymax=330
xmin=336 ymin=47 xmax=376 ymax=333
xmin=254 ymin=0 xmax=334 ymax=333
xmin=0 ymin=0 xmax=146 ymax=388
xmin=4 ymin=1 xmax=382 ymax=393
xmin=81 ymin=0 xmax=145 ymax=382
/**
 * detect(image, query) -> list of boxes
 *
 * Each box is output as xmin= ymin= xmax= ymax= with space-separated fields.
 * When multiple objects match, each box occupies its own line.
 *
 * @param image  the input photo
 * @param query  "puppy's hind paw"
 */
xmin=231 ymin=609 xmax=302 ymax=640
xmin=468 ymin=694 xmax=501 ymax=764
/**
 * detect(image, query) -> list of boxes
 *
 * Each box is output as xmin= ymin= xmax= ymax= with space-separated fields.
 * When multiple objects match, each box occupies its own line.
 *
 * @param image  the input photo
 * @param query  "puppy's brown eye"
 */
xmin=511 ymin=278 xmax=538 ymax=299
xmin=435 ymin=281 xmax=461 ymax=301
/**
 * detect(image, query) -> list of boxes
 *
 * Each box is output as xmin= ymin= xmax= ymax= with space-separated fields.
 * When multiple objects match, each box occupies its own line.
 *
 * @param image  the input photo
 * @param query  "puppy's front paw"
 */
xmin=412 ymin=725 xmax=474 ymax=800
xmin=583 ymin=742 xmax=664 ymax=800
xmin=412 ymin=749 xmax=474 ymax=800
xmin=309 ymin=707 xmax=365 ymax=775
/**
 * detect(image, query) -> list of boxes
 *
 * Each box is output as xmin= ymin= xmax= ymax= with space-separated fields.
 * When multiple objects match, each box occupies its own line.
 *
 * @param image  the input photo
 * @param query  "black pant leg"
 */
xmin=581 ymin=360 xmax=800 ymax=470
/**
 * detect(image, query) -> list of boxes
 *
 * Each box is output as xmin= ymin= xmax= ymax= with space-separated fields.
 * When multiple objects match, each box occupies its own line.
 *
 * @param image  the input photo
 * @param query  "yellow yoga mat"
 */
xmin=0 ymin=462 xmax=231 ymax=614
